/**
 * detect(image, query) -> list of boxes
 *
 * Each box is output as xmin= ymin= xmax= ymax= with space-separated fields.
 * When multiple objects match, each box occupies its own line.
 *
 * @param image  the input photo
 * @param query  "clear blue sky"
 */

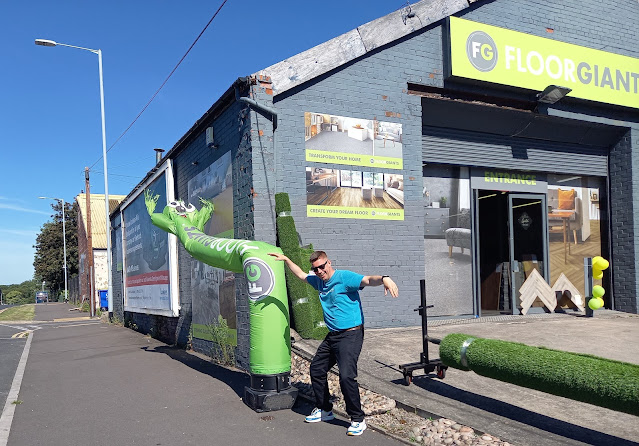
xmin=0 ymin=0 xmax=405 ymax=285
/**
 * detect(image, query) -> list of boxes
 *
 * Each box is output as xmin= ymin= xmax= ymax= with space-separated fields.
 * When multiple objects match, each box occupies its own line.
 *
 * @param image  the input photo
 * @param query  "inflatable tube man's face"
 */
xmin=164 ymin=200 xmax=197 ymax=223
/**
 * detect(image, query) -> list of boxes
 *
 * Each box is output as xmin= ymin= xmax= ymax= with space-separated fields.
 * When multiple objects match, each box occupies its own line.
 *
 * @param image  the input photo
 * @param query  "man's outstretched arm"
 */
xmin=360 ymin=275 xmax=399 ymax=298
xmin=268 ymin=253 xmax=308 ymax=282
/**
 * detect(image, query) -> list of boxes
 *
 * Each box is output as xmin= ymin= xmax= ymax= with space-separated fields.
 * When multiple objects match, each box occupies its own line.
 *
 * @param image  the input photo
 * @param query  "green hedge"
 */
xmin=440 ymin=333 xmax=639 ymax=416
xmin=275 ymin=193 xmax=328 ymax=340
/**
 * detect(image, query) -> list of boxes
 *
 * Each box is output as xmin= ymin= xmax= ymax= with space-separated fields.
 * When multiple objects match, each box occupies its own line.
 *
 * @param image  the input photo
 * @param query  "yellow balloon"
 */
xmin=592 ymin=285 xmax=605 ymax=298
xmin=592 ymin=256 xmax=609 ymax=271
xmin=588 ymin=297 xmax=604 ymax=310
xmin=593 ymin=271 xmax=604 ymax=280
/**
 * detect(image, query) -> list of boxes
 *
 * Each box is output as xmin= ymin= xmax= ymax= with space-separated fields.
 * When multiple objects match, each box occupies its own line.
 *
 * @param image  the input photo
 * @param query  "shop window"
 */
xmin=547 ymin=174 xmax=605 ymax=305
xmin=423 ymin=165 xmax=473 ymax=317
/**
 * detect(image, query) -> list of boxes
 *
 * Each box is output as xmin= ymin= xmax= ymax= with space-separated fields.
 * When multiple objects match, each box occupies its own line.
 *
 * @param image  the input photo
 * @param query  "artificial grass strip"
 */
xmin=275 ymin=192 xmax=292 ymax=214
xmin=275 ymin=193 xmax=328 ymax=340
xmin=440 ymin=333 xmax=639 ymax=416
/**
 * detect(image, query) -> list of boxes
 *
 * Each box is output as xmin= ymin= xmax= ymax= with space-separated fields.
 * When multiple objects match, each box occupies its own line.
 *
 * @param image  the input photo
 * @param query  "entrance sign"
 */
xmin=447 ymin=16 xmax=639 ymax=109
xmin=471 ymin=168 xmax=547 ymax=193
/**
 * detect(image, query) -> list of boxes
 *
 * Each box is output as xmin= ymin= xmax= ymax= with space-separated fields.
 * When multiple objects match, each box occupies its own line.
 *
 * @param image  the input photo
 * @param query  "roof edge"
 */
xmin=256 ymin=0 xmax=473 ymax=95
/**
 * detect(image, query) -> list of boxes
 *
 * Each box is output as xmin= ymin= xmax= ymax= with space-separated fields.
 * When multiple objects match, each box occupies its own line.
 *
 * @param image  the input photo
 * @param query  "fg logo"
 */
xmin=243 ymin=257 xmax=275 ymax=302
xmin=466 ymin=31 xmax=497 ymax=72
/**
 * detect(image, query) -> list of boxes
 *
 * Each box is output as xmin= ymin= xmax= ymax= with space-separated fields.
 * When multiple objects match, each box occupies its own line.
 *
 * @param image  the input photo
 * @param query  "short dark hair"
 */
xmin=309 ymin=250 xmax=327 ymax=263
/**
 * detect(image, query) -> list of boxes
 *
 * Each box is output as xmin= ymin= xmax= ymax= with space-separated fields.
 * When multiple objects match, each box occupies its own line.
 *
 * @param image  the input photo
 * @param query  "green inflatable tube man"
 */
xmin=144 ymin=190 xmax=297 ymax=410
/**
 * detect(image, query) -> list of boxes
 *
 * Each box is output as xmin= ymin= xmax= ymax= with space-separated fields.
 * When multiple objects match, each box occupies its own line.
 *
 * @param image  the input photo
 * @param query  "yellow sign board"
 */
xmin=306 ymin=149 xmax=403 ymax=169
xmin=448 ymin=16 xmax=639 ymax=109
xmin=307 ymin=205 xmax=404 ymax=220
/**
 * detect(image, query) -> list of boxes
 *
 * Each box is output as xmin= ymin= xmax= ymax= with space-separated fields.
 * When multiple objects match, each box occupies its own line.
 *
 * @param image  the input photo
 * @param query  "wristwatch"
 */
xmin=381 ymin=275 xmax=390 ymax=280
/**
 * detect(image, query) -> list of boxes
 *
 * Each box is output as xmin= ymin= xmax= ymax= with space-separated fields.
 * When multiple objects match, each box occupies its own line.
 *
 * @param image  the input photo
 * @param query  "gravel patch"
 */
xmin=291 ymin=353 xmax=514 ymax=445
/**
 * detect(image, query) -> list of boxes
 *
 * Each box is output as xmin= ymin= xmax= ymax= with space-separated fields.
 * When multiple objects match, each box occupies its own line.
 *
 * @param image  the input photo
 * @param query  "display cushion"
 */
xmin=558 ymin=188 xmax=575 ymax=210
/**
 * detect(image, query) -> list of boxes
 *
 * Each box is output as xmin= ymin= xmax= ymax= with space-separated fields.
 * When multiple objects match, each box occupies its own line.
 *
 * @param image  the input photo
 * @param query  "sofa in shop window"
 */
xmin=445 ymin=208 xmax=471 ymax=256
xmin=385 ymin=178 xmax=404 ymax=205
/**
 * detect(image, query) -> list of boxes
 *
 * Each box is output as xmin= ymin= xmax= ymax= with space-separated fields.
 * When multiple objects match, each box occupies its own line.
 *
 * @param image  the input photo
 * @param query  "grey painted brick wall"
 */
xmin=609 ymin=132 xmax=637 ymax=312
xmin=171 ymin=99 xmax=254 ymax=368
xmin=267 ymin=0 xmax=639 ymax=321
xmin=271 ymin=34 xmax=432 ymax=328
xmin=108 ymin=99 xmax=257 ymax=368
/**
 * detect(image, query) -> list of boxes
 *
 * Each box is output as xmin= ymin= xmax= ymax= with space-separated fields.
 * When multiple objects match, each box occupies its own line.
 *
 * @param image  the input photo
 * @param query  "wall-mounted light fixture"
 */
xmin=536 ymin=85 xmax=572 ymax=104
xmin=205 ymin=127 xmax=218 ymax=149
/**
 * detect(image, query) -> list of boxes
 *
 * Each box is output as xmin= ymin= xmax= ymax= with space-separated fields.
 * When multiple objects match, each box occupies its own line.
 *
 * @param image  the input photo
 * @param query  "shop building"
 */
xmin=110 ymin=0 xmax=638 ymax=368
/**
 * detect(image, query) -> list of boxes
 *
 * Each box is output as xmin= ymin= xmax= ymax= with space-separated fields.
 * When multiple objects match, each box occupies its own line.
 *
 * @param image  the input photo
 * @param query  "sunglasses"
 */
xmin=311 ymin=260 xmax=329 ymax=273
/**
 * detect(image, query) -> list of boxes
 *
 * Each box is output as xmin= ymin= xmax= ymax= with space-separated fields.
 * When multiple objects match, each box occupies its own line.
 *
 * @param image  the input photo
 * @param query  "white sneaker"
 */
xmin=347 ymin=420 xmax=367 ymax=436
xmin=305 ymin=407 xmax=335 ymax=423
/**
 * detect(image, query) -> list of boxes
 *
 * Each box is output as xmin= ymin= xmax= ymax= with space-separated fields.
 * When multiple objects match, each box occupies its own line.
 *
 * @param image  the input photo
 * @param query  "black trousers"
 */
xmin=310 ymin=327 xmax=365 ymax=422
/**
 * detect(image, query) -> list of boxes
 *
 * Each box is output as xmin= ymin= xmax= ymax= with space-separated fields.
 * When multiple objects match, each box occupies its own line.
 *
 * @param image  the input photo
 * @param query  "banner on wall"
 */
xmin=446 ymin=16 xmax=639 ymax=109
xmin=122 ymin=161 xmax=178 ymax=316
xmin=305 ymin=112 xmax=403 ymax=169
xmin=306 ymin=166 xmax=404 ymax=220
xmin=187 ymin=152 xmax=237 ymax=345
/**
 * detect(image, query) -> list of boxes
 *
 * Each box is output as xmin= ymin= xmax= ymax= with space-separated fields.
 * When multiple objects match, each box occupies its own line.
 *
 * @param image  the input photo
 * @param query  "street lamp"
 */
xmin=35 ymin=38 xmax=112 ymax=313
xmin=39 ymin=196 xmax=67 ymax=303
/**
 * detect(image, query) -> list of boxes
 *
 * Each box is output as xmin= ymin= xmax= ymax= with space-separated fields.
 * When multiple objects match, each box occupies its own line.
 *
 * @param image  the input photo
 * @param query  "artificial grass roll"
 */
xmin=274 ymin=193 xmax=327 ymax=340
xmin=275 ymin=192 xmax=292 ymax=214
xmin=299 ymin=248 xmax=328 ymax=339
xmin=439 ymin=333 xmax=639 ymax=416
xmin=276 ymin=217 xmax=299 ymax=252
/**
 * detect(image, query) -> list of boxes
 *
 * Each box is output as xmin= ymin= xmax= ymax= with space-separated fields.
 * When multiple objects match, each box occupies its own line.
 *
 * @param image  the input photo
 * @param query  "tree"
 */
xmin=33 ymin=200 xmax=79 ymax=298
xmin=0 ymin=279 xmax=39 ymax=305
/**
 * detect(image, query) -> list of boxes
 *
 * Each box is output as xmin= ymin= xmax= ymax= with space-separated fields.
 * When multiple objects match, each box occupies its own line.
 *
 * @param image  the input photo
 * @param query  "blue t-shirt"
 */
xmin=307 ymin=269 xmax=365 ymax=332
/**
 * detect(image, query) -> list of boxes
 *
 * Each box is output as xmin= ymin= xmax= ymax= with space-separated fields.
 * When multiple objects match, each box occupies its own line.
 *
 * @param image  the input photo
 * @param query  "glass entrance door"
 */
xmin=507 ymin=194 xmax=549 ymax=314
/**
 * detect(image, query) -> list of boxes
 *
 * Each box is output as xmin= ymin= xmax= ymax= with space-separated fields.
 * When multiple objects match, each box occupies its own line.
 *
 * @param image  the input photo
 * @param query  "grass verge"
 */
xmin=0 ymin=304 xmax=35 ymax=321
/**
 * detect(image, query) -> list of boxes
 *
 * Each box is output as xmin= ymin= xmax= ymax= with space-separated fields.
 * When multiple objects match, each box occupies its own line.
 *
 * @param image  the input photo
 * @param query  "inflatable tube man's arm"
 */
xmin=144 ymin=190 xmax=177 ymax=235
xmin=195 ymin=198 xmax=215 ymax=232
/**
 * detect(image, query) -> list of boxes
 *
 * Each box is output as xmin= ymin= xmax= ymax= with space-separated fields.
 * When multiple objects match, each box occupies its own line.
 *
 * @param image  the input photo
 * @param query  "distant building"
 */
xmin=76 ymin=193 xmax=126 ymax=309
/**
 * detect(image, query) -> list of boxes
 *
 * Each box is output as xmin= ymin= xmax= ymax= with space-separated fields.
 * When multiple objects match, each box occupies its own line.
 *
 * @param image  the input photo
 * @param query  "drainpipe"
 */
xmin=235 ymin=85 xmax=278 ymax=130
xmin=235 ymin=81 xmax=280 ymax=195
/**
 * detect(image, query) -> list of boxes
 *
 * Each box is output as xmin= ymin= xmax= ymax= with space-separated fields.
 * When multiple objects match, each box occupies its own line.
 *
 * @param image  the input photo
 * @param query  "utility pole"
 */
xmin=85 ymin=168 xmax=95 ymax=317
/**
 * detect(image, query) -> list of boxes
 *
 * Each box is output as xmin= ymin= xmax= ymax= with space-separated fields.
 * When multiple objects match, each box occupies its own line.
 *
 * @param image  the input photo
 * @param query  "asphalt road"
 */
xmin=0 ymin=324 xmax=28 ymax=412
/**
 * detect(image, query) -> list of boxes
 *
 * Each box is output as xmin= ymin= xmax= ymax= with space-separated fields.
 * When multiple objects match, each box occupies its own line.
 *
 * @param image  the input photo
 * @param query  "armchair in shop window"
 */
xmin=547 ymin=188 xmax=583 ymax=244
xmin=445 ymin=209 xmax=471 ymax=256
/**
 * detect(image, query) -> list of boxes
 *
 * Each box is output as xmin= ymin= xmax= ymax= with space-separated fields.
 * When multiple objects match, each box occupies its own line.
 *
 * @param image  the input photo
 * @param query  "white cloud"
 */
xmin=0 ymin=228 xmax=39 ymax=237
xmin=0 ymin=203 xmax=50 ymax=215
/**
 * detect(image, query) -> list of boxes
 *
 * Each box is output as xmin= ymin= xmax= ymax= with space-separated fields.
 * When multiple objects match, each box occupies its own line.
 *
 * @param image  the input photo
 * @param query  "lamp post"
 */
xmin=39 ymin=196 xmax=68 ymax=303
xmin=36 ymin=38 xmax=112 ymax=313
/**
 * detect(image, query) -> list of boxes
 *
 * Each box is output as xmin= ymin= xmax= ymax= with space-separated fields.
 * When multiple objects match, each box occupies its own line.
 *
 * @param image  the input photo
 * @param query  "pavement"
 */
xmin=293 ymin=309 xmax=639 ymax=446
xmin=3 ymin=304 xmax=638 ymax=445
xmin=1 ymin=303 xmax=404 ymax=446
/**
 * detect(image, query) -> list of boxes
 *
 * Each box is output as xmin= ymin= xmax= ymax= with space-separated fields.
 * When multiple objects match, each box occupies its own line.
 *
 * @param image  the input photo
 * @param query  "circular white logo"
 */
xmin=243 ymin=257 xmax=275 ymax=302
xmin=466 ymin=31 xmax=498 ymax=72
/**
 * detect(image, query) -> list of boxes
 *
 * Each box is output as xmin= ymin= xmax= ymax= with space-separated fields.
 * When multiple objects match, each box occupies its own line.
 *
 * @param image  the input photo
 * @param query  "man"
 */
xmin=268 ymin=250 xmax=399 ymax=436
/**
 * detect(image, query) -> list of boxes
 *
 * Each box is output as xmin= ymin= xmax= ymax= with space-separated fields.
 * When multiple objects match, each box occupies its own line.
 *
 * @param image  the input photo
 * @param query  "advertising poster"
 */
xmin=306 ymin=166 xmax=404 ymax=220
xmin=123 ymin=172 xmax=171 ymax=311
xmin=187 ymin=152 xmax=237 ymax=345
xmin=305 ymin=112 xmax=403 ymax=169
